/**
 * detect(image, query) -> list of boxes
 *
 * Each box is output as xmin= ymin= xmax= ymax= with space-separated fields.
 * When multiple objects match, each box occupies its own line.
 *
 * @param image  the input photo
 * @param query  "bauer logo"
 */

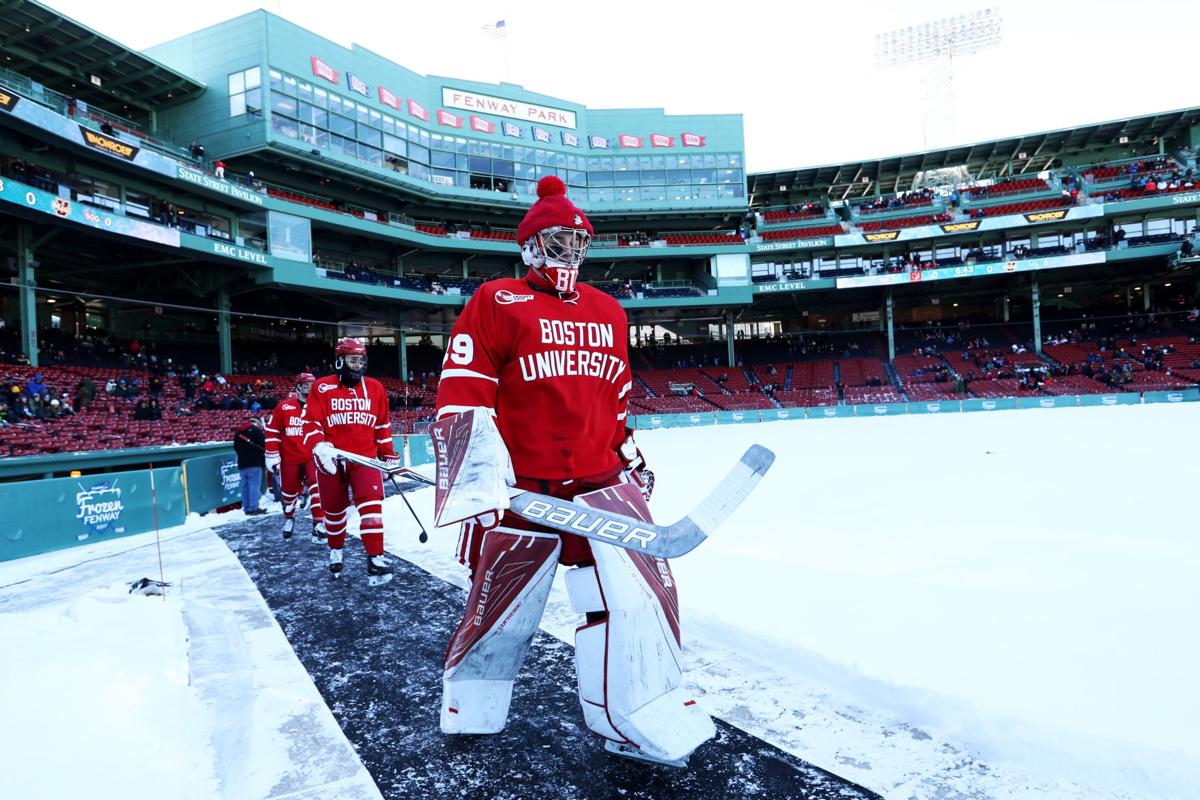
xmin=873 ymin=405 xmax=888 ymax=415
xmin=75 ymin=479 xmax=126 ymax=539
xmin=1039 ymin=398 xmax=1055 ymax=408
xmin=1102 ymin=395 xmax=1118 ymax=406
xmin=926 ymin=403 xmax=942 ymax=413
xmin=1167 ymin=392 xmax=1183 ymax=402
xmin=982 ymin=400 xmax=997 ymax=410
xmin=494 ymin=289 xmax=534 ymax=305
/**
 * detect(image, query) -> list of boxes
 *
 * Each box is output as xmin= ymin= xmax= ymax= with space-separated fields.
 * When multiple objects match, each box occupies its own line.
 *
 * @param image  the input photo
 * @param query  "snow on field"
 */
xmin=0 ymin=511 xmax=381 ymax=800
xmin=1 ymin=402 xmax=1196 ymax=800
xmin=379 ymin=402 xmax=1200 ymax=800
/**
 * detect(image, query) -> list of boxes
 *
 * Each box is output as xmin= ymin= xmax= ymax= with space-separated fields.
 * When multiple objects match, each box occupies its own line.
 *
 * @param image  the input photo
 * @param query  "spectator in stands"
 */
xmin=190 ymin=141 xmax=205 ymax=163
xmin=149 ymin=398 xmax=163 ymax=421
xmin=133 ymin=398 xmax=152 ymax=421
xmin=66 ymin=97 xmax=77 ymax=118
xmin=1181 ymin=239 xmax=1194 ymax=258
xmin=25 ymin=373 xmax=46 ymax=397
xmin=214 ymin=160 xmax=226 ymax=179
xmin=100 ymin=121 xmax=115 ymax=137
xmin=233 ymin=417 xmax=268 ymax=516
xmin=72 ymin=378 xmax=95 ymax=411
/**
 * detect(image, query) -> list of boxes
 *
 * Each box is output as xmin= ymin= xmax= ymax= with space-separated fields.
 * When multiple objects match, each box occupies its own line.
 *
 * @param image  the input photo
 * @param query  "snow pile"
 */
xmin=0 ymin=585 xmax=219 ymax=799
xmin=648 ymin=403 xmax=1200 ymax=798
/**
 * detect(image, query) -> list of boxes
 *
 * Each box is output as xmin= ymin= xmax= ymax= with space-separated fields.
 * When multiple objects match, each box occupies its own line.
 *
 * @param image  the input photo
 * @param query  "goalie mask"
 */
xmin=517 ymin=176 xmax=594 ymax=296
xmin=334 ymin=338 xmax=366 ymax=387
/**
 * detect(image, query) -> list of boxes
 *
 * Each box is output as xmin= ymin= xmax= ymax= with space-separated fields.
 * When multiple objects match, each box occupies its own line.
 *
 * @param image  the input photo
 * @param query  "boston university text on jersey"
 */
xmin=519 ymin=319 xmax=627 ymax=383
xmin=325 ymin=396 xmax=378 ymax=427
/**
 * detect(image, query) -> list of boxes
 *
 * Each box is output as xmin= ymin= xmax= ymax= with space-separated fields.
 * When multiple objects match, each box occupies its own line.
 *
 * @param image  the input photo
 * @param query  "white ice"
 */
xmin=2 ymin=402 xmax=1196 ymax=800
xmin=378 ymin=402 xmax=1200 ymax=800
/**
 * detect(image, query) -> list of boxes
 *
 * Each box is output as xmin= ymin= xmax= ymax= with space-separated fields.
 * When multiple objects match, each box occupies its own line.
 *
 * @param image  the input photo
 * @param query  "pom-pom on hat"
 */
xmin=516 ymin=176 xmax=593 ymax=244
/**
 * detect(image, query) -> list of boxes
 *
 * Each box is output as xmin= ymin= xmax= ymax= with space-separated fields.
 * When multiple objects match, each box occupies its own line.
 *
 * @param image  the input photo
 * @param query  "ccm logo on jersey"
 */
xmin=520 ymin=499 xmax=657 ymax=548
xmin=317 ymin=382 xmax=337 ymax=393
xmin=495 ymin=289 xmax=534 ymax=305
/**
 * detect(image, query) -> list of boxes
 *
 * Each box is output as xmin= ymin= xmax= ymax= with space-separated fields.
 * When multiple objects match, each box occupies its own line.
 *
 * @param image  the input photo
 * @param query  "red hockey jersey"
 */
xmin=302 ymin=375 xmax=395 ymax=459
xmin=265 ymin=397 xmax=311 ymax=462
xmin=435 ymin=277 xmax=631 ymax=480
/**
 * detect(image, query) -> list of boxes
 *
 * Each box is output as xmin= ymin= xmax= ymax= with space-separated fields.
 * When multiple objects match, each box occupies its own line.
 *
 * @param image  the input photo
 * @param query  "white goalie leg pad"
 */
xmin=567 ymin=508 xmax=715 ymax=762
xmin=441 ymin=527 xmax=561 ymax=734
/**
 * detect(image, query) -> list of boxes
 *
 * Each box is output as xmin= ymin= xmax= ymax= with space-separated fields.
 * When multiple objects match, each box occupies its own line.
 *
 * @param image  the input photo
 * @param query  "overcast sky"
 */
xmin=40 ymin=0 xmax=1200 ymax=172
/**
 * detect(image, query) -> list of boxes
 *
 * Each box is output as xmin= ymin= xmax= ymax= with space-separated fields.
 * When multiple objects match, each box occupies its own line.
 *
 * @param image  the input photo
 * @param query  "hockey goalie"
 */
xmin=432 ymin=175 xmax=714 ymax=767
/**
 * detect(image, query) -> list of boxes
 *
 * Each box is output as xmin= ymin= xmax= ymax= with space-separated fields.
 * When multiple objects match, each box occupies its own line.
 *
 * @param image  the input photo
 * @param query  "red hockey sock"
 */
xmin=361 ymin=531 xmax=384 ymax=556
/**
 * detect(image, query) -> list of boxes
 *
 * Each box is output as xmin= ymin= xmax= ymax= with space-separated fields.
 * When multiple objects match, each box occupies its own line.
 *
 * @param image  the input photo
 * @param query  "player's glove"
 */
xmin=313 ymin=441 xmax=340 ymax=476
xmin=381 ymin=452 xmax=401 ymax=471
xmin=264 ymin=450 xmax=281 ymax=474
xmin=618 ymin=430 xmax=654 ymax=501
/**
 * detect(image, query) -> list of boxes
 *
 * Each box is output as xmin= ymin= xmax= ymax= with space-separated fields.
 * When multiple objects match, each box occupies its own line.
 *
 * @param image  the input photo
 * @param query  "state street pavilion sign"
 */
xmin=442 ymin=88 xmax=577 ymax=129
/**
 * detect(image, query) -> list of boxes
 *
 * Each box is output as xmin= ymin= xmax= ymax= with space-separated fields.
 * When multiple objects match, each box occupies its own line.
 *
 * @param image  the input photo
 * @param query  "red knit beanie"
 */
xmin=516 ymin=176 xmax=593 ymax=244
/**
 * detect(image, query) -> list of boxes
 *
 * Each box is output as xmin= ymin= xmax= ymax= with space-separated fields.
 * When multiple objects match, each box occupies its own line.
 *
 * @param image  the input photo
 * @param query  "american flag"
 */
xmin=481 ymin=19 xmax=507 ymax=38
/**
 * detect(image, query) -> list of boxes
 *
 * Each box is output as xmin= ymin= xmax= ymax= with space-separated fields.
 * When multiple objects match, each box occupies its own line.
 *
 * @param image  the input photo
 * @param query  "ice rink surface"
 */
xmin=1 ymin=402 xmax=1195 ymax=799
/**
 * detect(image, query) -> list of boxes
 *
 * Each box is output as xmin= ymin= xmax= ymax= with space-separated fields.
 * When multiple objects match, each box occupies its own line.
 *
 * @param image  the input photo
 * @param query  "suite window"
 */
xmin=229 ymin=67 xmax=262 ymax=117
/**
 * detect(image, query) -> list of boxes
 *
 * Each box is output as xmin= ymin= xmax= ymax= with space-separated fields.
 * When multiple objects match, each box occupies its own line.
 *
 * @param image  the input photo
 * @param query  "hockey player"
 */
xmin=302 ymin=339 xmax=398 ymax=586
xmin=265 ymin=373 xmax=325 ymax=542
xmin=432 ymin=175 xmax=713 ymax=766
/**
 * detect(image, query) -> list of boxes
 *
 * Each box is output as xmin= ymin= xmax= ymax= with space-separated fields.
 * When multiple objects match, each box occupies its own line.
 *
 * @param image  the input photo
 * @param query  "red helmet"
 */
xmin=296 ymin=372 xmax=316 ymax=383
xmin=335 ymin=338 xmax=366 ymax=358
xmin=334 ymin=338 xmax=367 ymax=386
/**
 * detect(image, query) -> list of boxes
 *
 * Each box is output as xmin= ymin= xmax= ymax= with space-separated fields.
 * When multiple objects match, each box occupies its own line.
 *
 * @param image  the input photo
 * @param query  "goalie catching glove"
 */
xmin=618 ymin=429 xmax=654 ymax=501
xmin=429 ymin=408 xmax=515 ymax=528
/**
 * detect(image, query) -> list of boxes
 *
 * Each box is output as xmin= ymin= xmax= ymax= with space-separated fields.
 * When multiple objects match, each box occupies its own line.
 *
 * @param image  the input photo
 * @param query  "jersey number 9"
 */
xmin=447 ymin=334 xmax=475 ymax=365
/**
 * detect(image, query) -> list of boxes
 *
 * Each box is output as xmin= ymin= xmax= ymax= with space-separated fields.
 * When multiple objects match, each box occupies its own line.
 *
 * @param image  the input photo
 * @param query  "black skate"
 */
xmin=282 ymin=518 xmax=295 ymax=541
xmin=329 ymin=547 xmax=343 ymax=579
xmin=311 ymin=521 xmax=328 ymax=545
xmin=367 ymin=554 xmax=394 ymax=587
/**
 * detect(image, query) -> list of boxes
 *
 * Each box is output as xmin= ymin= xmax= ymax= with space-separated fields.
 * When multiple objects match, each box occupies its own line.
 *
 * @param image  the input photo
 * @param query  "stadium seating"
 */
xmin=963 ymin=178 xmax=1050 ymax=199
xmin=966 ymin=196 xmax=1070 ymax=219
xmin=858 ymin=213 xmax=950 ymax=232
xmin=761 ymin=207 xmax=828 ymax=223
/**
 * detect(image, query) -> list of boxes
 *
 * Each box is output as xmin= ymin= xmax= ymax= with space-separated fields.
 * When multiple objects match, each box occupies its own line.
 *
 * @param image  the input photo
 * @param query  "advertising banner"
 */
xmin=407 ymin=434 xmax=435 ymax=466
xmin=0 ymin=175 xmax=180 ymax=247
xmin=961 ymin=397 xmax=1018 ymax=413
xmin=0 ymin=467 xmax=186 ymax=562
xmin=1077 ymin=392 xmax=1141 ymax=407
xmin=182 ymin=452 xmax=243 ymax=515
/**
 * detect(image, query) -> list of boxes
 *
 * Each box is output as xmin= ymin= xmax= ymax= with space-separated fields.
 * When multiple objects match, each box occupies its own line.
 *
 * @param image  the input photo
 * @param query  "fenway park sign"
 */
xmin=442 ymin=87 xmax=577 ymax=129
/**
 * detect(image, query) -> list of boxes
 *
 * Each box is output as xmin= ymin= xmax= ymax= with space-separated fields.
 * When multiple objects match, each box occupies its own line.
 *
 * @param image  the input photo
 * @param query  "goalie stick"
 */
xmin=329 ymin=445 xmax=775 ymax=559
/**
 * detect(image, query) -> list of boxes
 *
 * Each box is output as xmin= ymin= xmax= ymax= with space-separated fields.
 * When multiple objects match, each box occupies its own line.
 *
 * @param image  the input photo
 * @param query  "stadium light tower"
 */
xmin=874 ymin=9 xmax=1003 ymax=150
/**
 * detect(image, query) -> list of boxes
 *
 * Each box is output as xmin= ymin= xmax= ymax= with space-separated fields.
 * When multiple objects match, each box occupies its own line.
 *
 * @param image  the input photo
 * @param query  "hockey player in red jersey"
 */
xmin=432 ymin=176 xmax=713 ymax=766
xmin=302 ymin=339 xmax=398 ymax=586
xmin=265 ymin=373 xmax=325 ymax=543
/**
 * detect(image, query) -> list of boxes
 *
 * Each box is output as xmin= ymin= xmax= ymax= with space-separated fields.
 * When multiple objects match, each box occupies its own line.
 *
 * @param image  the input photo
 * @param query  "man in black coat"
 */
xmin=234 ymin=417 xmax=268 ymax=515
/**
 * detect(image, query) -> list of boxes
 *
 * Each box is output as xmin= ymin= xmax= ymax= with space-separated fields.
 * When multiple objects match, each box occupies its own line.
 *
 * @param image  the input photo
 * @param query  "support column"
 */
xmin=725 ymin=310 xmax=736 ymax=368
xmin=17 ymin=225 xmax=38 ymax=367
xmin=1125 ymin=285 xmax=1132 ymax=310
xmin=398 ymin=331 xmax=409 ymax=381
xmin=885 ymin=289 xmax=895 ymax=363
xmin=1003 ymin=295 xmax=1010 ymax=322
xmin=1031 ymin=273 xmax=1042 ymax=355
xmin=217 ymin=286 xmax=233 ymax=375
xmin=1143 ymin=282 xmax=1151 ymax=312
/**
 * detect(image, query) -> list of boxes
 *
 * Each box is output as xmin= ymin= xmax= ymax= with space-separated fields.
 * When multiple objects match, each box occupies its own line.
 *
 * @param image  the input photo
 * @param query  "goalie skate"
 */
xmin=604 ymin=740 xmax=689 ymax=768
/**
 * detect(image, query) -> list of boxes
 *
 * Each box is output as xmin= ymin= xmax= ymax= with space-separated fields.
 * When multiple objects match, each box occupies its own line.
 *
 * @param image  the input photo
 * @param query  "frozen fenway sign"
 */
xmin=75 ymin=479 xmax=126 ymax=539
xmin=442 ymin=87 xmax=577 ymax=129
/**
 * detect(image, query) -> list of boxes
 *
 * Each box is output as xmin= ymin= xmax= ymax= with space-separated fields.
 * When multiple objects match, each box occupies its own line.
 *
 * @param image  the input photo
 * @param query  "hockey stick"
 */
xmin=329 ymin=445 xmax=775 ymax=559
